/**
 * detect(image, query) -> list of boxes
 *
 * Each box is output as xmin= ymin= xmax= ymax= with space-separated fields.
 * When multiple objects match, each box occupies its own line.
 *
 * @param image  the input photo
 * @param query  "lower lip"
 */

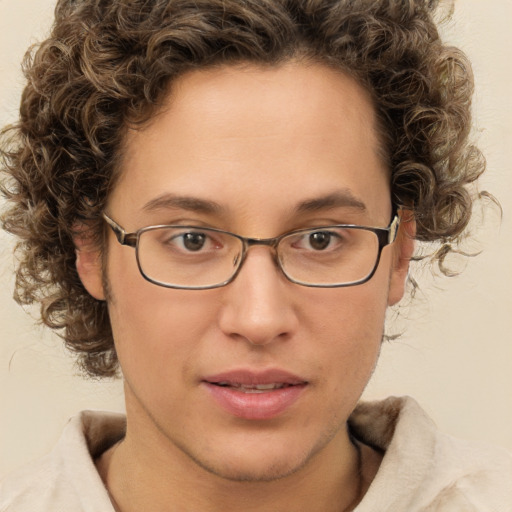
xmin=203 ymin=383 xmax=307 ymax=420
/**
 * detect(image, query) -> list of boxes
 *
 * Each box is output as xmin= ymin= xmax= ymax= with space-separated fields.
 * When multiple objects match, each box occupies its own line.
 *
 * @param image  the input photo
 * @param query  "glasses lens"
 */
xmin=136 ymin=226 xmax=243 ymax=288
xmin=278 ymin=226 xmax=380 ymax=286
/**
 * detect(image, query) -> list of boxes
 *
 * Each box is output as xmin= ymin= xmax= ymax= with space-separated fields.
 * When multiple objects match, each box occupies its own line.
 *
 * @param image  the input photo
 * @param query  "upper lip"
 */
xmin=203 ymin=368 xmax=308 ymax=386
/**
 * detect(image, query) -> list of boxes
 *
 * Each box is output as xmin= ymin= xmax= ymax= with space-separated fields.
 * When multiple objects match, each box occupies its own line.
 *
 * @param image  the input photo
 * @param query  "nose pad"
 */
xmin=218 ymin=247 xmax=298 ymax=346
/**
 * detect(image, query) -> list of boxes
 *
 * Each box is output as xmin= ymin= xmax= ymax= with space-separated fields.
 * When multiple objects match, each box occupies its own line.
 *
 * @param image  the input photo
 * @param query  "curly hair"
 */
xmin=0 ymin=0 xmax=484 ymax=377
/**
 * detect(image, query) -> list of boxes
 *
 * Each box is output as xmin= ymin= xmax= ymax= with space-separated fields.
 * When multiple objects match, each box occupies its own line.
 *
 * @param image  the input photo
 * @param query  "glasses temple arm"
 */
xmin=103 ymin=213 xmax=129 ymax=244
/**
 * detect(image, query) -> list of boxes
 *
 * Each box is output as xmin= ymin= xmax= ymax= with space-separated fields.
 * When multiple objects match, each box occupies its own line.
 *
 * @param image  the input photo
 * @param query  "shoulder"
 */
xmin=422 ymin=426 xmax=512 ymax=511
xmin=351 ymin=396 xmax=512 ymax=512
xmin=0 ymin=411 xmax=125 ymax=512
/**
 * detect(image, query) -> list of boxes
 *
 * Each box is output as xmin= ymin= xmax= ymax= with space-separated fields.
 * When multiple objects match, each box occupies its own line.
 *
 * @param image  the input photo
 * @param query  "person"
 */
xmin=0 ymin=0 xmax=511 ymax=510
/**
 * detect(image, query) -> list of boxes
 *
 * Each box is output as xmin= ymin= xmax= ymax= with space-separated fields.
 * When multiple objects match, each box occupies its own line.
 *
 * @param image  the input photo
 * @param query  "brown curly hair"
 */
xmin=0 ymin=0 xmax=484 ymax=377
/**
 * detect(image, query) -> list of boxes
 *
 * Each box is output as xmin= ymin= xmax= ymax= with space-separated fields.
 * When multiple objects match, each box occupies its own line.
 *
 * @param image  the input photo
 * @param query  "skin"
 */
xmin=77 ymin=61 xmax=414 ymax=511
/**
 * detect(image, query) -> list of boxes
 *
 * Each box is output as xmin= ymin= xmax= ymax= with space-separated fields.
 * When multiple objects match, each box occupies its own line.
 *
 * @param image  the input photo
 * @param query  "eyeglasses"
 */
xmin=103 ymin=213 xmax=400 ymax=289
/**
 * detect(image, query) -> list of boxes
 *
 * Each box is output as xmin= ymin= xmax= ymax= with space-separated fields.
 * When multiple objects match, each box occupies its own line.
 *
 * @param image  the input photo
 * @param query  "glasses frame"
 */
xmin=103 ymin=212 xmax=401 ymax=290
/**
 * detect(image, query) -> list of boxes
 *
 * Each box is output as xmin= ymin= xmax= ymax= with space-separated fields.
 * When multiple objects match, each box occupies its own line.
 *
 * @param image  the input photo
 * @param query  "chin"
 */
xmin=194 ymin=455 xmax=308 ymax=483
xmin=177 ymin=431 xmax=326 ymax=484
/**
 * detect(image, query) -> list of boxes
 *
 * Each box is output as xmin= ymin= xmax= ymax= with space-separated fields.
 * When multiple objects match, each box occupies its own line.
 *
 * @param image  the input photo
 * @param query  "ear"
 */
xmin=74 ymin=222 xmax=106 ymax=301
xmin=387 ymin=211 xmax=416 ymax=306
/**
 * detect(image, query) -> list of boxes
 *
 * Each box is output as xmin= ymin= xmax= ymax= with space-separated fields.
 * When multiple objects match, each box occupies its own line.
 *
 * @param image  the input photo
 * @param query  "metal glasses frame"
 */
xmin=103 ymin=212 xmax=401 ymax=289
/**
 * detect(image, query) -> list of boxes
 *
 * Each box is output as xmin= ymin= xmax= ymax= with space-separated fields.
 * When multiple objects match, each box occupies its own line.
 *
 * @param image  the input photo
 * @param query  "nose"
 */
xmin=218 ymin=246 xmax=299 ymax=346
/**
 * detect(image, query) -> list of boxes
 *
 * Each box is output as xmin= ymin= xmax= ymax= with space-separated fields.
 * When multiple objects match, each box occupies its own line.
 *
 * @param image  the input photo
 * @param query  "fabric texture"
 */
xmin=1 ymin=396 xmax=511 ymax=511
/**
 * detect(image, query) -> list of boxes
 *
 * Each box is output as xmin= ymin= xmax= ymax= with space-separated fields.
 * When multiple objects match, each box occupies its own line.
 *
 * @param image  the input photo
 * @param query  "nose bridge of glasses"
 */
xmin=244 ymin=236 xmax=280 ymax=249
xmin=236 ymin=236 xmax=282 ymax=275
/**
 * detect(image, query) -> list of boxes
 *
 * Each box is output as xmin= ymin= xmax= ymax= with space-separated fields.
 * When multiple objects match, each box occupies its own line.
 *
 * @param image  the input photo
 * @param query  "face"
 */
xmin=78 ymin=61 xmax=412 ymax=482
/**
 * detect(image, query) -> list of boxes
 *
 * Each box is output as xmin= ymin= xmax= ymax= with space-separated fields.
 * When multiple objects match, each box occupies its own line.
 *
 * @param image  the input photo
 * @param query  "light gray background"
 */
xmin=1 ymin=0 xmax=511 ymax=477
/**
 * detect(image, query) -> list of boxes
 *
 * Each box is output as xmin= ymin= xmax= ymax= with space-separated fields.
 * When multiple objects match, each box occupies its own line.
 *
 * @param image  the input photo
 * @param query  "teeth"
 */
xmin=214 ymin=382 xmax=287 ymax=392
xmin=239 ymin=383 xmax=285 ymax=393
xmin=251 ymin=384 xmax=282 ymax=390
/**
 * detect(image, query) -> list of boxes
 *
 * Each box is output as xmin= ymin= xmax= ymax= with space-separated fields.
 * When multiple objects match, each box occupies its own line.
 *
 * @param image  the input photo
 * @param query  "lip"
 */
xmin=202 ymin=369 xmax=308 ymax=420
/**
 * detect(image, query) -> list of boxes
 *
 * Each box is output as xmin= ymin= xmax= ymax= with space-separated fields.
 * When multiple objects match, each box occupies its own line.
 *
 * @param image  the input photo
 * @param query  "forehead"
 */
xmin=111 ymin=61 xmax=390 ymax=228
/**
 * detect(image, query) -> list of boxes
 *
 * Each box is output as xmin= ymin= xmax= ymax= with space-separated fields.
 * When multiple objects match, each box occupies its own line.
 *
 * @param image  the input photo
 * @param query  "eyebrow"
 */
xmin=141 ymin=189 xmax=366 ymax=217
xmin=295 ymin=190 xmax=367 ymax=214
xmin=142 ymin=194 xmax=224 ymax=215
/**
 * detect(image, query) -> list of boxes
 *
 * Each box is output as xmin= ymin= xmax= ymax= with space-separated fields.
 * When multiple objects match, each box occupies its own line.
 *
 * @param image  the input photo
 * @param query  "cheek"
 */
xmin=303 ymin=270 xmax=390 ymax=381
xmin=305 ymin=273 xmax=389 ymax=348
xmin=106 ymin=253 xmax=220 ymax=388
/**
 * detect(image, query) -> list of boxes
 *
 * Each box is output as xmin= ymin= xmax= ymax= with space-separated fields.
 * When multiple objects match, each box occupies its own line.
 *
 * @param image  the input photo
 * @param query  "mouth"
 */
xmin=202 ymin=369 xmax=308 ymax=420
xmin=211 ymin=382 xmax=300 ymax=394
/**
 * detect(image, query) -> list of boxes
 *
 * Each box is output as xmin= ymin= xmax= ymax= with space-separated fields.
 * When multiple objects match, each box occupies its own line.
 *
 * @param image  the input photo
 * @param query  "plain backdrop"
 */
xmin=1 ymin=0 xmax=511 ymax=478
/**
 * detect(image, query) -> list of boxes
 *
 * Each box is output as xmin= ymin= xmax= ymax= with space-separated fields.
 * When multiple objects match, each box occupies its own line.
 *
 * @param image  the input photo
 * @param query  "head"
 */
xmin=1 ymin=1 xmax=481 ymax=379
xmin=1 ymin=0 xmax=486 ymax=484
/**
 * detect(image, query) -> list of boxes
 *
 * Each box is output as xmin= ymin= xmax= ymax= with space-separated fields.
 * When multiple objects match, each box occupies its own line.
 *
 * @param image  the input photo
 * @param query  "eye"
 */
xmin=291 ymin=229 xmax=345 ymax=252
xmin=181 ymin=232 xmax=207 ymax=252
xmin=163 ymin=230 xmax=221 ymax=253
xmin=308 ymin=231 xmax=334 ymax=251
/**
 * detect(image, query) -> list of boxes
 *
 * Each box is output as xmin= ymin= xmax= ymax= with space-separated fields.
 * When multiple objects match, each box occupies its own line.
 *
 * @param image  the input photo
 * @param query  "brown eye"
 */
xmin=182 ymin=233 xmax=207 ymax=251
xmin=308 ymin=232 xmax=332 ymax=250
